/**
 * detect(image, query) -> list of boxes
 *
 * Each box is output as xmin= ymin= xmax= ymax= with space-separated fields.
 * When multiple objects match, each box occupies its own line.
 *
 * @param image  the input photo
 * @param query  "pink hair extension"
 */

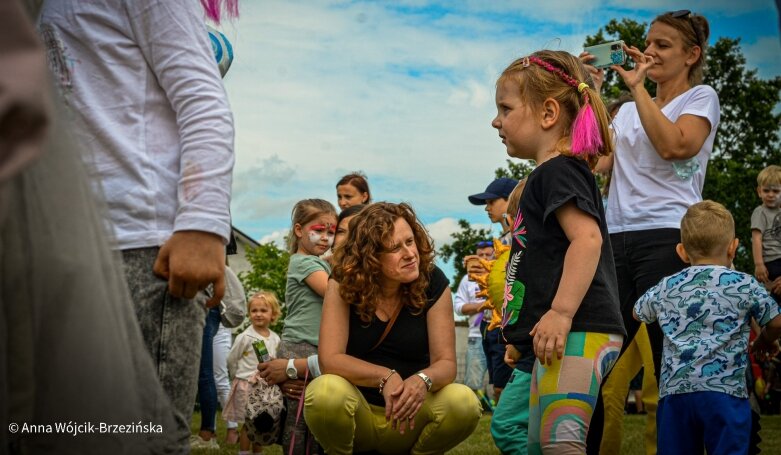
xmin=526 ymin=55 xmax=603 ymax=156
xmin=201 ymin=0 xmax=239 ymax=24
xmin=571 ymin=98 xmax=603 ymax=156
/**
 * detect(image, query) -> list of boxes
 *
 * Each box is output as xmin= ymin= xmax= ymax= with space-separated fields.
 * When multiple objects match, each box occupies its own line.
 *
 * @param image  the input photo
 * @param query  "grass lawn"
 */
xmin=192 ymin=412 xmax=781 ymax=454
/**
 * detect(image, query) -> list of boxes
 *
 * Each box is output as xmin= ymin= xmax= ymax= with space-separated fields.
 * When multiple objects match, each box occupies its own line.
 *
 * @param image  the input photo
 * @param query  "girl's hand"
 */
xmin=530 ymin=309 xmax=573 ymax=365
xmin=756 ymin=264 xmax=769 ymax=283
xmin=612 ymin=44 xmax=653 ymax=92
xmin=578 ymin=51 xmax=604 ymax=93
xmin=257 ymin=358 xmax=289 ymax=386
xmin=388 ymin=374 xmax=427 ymax=434
xmin=504 ymin=344 xmax=521 ymax=368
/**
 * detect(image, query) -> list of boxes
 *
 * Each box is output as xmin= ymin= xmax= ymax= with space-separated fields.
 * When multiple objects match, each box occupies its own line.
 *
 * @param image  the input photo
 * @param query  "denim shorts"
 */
xmin=463 ymin=337 xmax=488 ymax=391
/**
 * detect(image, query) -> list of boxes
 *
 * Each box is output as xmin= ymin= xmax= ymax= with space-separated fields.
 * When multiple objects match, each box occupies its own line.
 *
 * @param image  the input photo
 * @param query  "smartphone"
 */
xmin=583 ymin=40 xmax=626 ymax=69
xmin=252 ymin=340 xmax=271 ymax=363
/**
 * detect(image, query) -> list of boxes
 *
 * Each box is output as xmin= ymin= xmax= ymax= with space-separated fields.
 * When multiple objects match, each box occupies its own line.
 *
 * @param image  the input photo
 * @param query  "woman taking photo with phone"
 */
xmin=583 ymin=10 xmax=720 ymax=452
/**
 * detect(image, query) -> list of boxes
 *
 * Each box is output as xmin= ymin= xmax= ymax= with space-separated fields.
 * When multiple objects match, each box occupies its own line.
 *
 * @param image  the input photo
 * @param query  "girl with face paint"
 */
xmin=256 ymin=198 xmax=337 ymax=454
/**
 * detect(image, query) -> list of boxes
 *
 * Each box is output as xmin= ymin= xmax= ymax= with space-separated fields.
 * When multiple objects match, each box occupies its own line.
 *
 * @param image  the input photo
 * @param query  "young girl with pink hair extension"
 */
xmin=490 ymin=50 xmax=626 ymax=454
xmin=201 ymin=0 xmax=239 ymax=24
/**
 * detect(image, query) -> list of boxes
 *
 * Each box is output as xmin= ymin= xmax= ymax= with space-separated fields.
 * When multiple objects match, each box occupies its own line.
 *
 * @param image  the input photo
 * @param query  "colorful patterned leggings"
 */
xmin=528 ymin=332 xmax=623 ymax=455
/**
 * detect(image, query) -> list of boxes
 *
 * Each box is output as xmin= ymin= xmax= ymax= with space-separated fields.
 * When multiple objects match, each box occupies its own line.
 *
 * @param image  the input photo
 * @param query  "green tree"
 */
xmin=238 ymin=242 xmax=290 ymax=333
xmin=494 ymin=159 xmax=535 ymax=181
xmin=701 ymin=38 xmax=781 ymax=271
xmin=438 ymin=219 xmax=492 ymax=285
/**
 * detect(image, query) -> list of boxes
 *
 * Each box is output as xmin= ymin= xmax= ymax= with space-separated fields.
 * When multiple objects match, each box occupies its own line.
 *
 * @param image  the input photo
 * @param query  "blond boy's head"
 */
xmin=757 ymin=165 xmax=781 ymax=188
xmin=679 ymin=200 xmax=737 ymax=263
xmin=757 ymin=165 xmax=781 ymax=209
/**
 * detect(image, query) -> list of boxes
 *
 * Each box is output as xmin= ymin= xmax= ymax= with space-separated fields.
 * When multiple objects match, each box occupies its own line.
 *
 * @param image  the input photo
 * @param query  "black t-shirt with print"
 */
xmin=345 ymin=265 xmax=449 ymax=406
xmin=501 ymin=155 xmax=625 ymax=346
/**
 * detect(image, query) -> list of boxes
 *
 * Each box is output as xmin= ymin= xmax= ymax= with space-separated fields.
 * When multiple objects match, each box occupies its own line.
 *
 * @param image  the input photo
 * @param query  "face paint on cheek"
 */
xmin=308 ymin=231 xmax=323 ymax=245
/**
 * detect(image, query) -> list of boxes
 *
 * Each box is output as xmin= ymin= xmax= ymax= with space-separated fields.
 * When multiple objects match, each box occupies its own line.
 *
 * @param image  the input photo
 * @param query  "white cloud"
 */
xmin=424 ymin=217 xmax=460 ymax=248
xmin=425 ymin=217 xmax=494 ymax=249
xmin=259 ymin=229 xmax=289 ymax=248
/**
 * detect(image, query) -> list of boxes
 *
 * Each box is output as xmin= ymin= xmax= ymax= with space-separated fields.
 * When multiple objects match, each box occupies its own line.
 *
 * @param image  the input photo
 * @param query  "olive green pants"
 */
xmin=304 ymin=374 xmax=481 ymax=455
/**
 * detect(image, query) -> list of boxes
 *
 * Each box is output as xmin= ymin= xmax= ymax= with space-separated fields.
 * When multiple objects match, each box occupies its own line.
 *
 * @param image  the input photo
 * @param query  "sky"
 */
xmin=219 ymin=0 xmax=781 ymax=279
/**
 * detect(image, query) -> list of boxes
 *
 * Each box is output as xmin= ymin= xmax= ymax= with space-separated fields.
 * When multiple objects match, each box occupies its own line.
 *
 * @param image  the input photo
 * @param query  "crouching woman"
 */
xmin=304 ymin=202 xmax=481 ymax=454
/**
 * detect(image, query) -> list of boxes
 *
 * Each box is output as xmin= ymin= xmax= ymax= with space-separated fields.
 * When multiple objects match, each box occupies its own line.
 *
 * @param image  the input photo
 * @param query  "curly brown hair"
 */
xmin=331 ymin=202 xmax=434 ymax=323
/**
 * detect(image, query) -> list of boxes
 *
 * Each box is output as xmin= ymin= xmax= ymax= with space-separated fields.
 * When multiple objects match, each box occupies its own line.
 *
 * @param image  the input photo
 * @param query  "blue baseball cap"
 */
xmin=468 ymin=177 xmax=518 ymax=205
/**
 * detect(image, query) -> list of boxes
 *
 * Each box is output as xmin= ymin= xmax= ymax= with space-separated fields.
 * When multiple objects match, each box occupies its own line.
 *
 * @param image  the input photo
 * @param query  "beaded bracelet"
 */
xmin=378 ymin=369 xmax=397 ymax=395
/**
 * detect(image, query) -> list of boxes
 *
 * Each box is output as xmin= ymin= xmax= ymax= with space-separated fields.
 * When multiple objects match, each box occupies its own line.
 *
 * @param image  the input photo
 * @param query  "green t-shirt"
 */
xmin=282 ymin=254 xmax=331 ymax=346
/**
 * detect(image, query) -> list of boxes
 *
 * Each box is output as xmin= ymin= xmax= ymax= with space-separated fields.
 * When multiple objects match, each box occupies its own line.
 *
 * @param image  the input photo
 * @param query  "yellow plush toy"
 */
xmin=469 ymin=238 xmax=510 ymax=330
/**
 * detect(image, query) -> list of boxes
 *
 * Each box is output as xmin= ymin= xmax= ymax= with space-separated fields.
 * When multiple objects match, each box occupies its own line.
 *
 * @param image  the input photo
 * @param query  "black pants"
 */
xmin=587 ymin=228 xmax=686 ymax=454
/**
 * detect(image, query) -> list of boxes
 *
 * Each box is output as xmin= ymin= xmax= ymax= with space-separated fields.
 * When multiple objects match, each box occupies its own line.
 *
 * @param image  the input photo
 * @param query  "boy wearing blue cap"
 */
xmin=469 ymin=177 xmax=518 ymax=245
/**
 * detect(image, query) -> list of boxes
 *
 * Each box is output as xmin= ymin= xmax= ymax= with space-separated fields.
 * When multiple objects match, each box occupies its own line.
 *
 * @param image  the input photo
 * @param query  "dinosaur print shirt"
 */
xmin=635 ymin=265 xmax=781 ymax=399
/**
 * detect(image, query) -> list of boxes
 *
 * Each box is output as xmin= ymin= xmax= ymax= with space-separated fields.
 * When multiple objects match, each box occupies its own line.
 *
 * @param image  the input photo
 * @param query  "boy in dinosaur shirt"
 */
xmin=634 ymin=200 xmax=781 ymax=454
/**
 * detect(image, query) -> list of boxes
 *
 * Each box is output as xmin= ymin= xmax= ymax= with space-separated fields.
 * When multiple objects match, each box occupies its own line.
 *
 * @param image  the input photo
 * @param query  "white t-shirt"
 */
xmin=39 ymin=0 xmax=234 ymax=249
xmin=606 ymin=85 xmax=720 ymax=233
xmin=228 ymin=326 xmax=281 ymax=380
xmin=453 ymin=275 xmax=485 ymax=339
xmin=751 ymin=205 xmax=781 ymax=263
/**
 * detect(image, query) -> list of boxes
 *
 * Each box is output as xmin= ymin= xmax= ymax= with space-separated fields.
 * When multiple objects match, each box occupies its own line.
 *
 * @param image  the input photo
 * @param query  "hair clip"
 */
xmin=522 ymin=57 xmax=530 ymax=68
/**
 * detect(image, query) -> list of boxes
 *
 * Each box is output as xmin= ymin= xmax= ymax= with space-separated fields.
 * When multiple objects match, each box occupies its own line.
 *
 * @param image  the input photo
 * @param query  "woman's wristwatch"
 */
xmin=415 ymin=371 xmax=432 ymax=391
xmin=286 ymin=358 xmax=298 ymax=379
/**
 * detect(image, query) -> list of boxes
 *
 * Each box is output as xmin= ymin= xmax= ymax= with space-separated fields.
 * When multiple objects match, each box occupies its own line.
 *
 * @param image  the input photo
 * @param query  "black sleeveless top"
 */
xmin=344 ymin=266 xmax=449 ymax=406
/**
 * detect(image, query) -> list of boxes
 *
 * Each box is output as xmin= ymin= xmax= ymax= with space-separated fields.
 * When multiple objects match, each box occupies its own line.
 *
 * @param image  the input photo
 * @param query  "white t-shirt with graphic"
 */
xmin=751 ymin=205 xmax=781 ymax=263
xmin=607 ymin=85 xmax=720 ymax=233
xmin=635 ymin=265 xmax=780 ymax=399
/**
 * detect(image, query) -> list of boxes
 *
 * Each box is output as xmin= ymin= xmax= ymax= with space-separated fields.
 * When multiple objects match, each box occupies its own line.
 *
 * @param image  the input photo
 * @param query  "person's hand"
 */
xmin=578 ymin=51 xmax=604 ymax=93
xmin=464 ymin=255 xmax=488 ymax=276
xmin=612 ymin=44 xmax=654 ymax=93
xmin=257 ymin=358 xmax=290 ymax=386
xmin=382 ymin=372 xmax=404 ymax=425
xmin=382 ymin=372 xmax=425 ymax=434
xmin=504 ymin=344 xmax=521 ymax=368
xmin=755 ymin=263 xmax=769 ymax=283
xmin=771 ymin=277 xmax=781 ymax=295
xmin=388 ymin=374 xmax=428 ymax=434
xmin=530 ymin=309 xmax=573 ymax=366
xmin=752 ymin=333 xmax=780 ymax=362
xmin=153 ymin=230 xmax=225 ymax=307
xmin=279 ymin=378 xmax=306 ymax=400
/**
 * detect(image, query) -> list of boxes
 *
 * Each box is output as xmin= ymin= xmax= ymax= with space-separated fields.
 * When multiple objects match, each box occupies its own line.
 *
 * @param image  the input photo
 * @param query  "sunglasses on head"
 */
xmin=476 ymin=240 xmax=493 ymax=249
xmin=666 ymin=9 xmax=702 ymax=47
